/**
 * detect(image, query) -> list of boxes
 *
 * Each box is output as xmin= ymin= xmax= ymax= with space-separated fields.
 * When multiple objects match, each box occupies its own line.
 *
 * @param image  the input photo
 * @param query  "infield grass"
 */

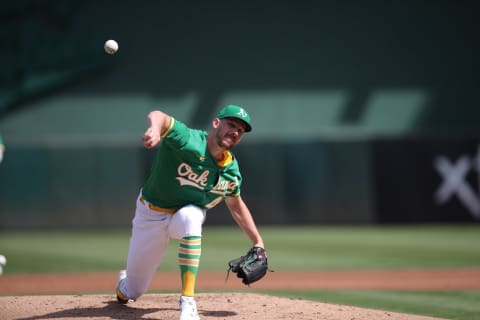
xmin=1 ymin=225 xmax=480 ymax=273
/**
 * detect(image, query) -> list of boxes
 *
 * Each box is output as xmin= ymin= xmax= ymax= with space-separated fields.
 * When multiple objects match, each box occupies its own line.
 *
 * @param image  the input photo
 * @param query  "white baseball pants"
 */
xmin=119 ymin=192 xmax=206 ymax=299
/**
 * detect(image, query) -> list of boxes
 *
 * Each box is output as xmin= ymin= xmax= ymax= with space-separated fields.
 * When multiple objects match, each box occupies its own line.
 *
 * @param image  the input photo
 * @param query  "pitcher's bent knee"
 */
xmin=169 ymin=205 xmax=206 ymax=239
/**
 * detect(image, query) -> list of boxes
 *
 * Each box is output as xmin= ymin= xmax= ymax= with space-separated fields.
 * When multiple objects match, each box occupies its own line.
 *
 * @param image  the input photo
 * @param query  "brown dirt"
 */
xmin=2 ymin=268 xmax=479 ymax=320
xmin=1 ymin=293 xmax=443 ymax=320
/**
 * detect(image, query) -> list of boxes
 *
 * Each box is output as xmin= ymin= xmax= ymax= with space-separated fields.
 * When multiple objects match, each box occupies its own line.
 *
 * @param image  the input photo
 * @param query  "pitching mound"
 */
xmin=1 ymin=293 xmax=442 ymax=320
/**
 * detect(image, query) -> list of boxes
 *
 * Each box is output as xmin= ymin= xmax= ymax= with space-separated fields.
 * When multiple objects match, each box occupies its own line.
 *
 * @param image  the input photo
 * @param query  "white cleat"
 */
xmin=116 ymin=270 xmax=134 ymax=304
xmin=179 ymin=296 xmax=200 ymax=320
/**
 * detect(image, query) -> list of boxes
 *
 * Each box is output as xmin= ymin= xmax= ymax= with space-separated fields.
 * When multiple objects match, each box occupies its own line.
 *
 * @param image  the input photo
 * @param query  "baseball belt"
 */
xmin=139 ymin=196 xmax=177 ymax=214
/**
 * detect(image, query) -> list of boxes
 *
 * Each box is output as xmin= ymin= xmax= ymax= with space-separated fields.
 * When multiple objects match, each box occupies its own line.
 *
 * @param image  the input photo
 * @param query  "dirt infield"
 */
xmin=2 ymin=269 xmax=479 ymax=320
xmin=1 ymin=293 xmax=443 ymax=320
xmin=1 ymin=269 xmax=480 ymax=295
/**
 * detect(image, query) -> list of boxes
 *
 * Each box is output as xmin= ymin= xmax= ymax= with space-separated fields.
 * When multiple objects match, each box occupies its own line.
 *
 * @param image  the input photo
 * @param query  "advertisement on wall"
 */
xmin=373 ymin=138 xmax=480 ymax=223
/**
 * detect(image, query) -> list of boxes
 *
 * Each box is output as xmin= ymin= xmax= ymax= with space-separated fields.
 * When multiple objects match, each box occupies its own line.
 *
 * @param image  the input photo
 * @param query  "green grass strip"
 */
xmin=1 ymin=225 xmax=480 ymax=273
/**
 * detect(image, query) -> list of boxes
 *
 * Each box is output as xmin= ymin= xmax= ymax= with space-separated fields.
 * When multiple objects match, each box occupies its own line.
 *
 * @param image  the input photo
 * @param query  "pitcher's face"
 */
xmin=213 ymin=118 xmax=247 ymax=149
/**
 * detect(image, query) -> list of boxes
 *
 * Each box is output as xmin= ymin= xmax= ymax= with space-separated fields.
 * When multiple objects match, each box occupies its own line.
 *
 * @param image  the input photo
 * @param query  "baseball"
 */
xmin=104 ymin=39 xmax=119 ymax=54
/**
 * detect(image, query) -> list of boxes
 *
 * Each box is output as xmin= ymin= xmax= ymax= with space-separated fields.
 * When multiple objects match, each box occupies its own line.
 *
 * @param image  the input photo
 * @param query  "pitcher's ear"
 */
xmin=212 ymin=118 xmax=221 ymax=128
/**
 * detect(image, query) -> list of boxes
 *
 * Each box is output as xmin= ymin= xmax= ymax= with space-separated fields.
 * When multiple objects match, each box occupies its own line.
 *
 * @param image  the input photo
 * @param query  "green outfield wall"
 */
xmin=0 ymin=141 xmax=374 ymax=228
xmin=2 ymin=137 xmax=480 ymax=228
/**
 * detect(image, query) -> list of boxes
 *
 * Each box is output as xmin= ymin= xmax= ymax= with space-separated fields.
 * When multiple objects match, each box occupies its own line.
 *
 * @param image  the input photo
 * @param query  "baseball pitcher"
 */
xmin=115 ymin=105 xmax=268 ymax=320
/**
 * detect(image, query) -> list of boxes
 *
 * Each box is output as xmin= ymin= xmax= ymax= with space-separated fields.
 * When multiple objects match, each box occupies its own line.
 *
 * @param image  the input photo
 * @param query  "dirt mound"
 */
xmin=0 ymin=293 xmax=443 ymax=320
xmin=3 ymin=269 xmax=474 ymax=319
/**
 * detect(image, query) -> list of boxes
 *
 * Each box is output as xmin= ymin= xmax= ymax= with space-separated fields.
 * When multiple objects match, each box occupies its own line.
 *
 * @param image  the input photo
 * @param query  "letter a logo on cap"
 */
xmin=217 ymin=105 xmax=252 ymax=132
xmin=237 ymin=108 xmax=248 ymax=118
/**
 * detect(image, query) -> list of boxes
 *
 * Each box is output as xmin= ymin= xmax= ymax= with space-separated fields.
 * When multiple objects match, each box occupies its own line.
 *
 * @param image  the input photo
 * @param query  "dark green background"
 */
xmin=1 ymin=1 xmax=479 ymax=228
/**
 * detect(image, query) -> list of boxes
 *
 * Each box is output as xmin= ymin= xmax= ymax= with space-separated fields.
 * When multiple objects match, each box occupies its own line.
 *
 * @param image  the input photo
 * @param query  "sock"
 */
xmin=178 ymin=236 xmax=201 ymax=297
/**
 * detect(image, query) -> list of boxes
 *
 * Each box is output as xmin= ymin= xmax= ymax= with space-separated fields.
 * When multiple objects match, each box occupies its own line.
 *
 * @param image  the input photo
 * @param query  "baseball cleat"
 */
xmin=116 ymin=270 xmax=135 ymax=304
xmin=179 ymin=296 xmax=200 ymax=320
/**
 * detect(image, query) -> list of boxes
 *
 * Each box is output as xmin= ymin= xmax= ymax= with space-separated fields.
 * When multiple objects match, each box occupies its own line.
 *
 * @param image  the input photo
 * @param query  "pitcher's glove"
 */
xmin=227 ymin=247 xmax=269 ymax=285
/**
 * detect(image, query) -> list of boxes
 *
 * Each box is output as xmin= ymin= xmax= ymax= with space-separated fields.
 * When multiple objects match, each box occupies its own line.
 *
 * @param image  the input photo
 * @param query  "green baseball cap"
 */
xmin=217 ymin=105 xmax=252 ymax=132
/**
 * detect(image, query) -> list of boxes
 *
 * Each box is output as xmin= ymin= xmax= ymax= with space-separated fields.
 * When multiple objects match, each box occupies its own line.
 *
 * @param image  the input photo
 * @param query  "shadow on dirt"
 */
xmin=200 ymin=310 xmax=237 ymax=317
xmin=15 ymin=300 xmax=237 ymax=320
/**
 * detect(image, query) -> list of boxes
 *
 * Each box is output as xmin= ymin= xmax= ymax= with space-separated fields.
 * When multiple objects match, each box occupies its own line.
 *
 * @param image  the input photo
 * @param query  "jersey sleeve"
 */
xmin=227 ymin=163 xmax=243 ymax=197
xmin=162 ymin=118 xmax=191 ymax=149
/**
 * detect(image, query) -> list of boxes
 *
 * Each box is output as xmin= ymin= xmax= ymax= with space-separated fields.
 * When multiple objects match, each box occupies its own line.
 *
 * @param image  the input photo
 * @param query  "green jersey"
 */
xmin=142 ymin=118 xmax=242 ymax=210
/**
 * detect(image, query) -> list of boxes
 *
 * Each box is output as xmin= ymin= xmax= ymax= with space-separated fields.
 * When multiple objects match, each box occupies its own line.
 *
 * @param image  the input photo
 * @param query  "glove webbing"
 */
xmin=225 ymin=251 xmax=273 ymax=285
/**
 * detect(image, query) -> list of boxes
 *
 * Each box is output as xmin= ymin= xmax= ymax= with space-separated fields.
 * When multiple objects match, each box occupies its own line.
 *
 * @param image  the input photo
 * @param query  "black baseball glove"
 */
xmin=227 ymin=247 xmax=269 ymax=285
